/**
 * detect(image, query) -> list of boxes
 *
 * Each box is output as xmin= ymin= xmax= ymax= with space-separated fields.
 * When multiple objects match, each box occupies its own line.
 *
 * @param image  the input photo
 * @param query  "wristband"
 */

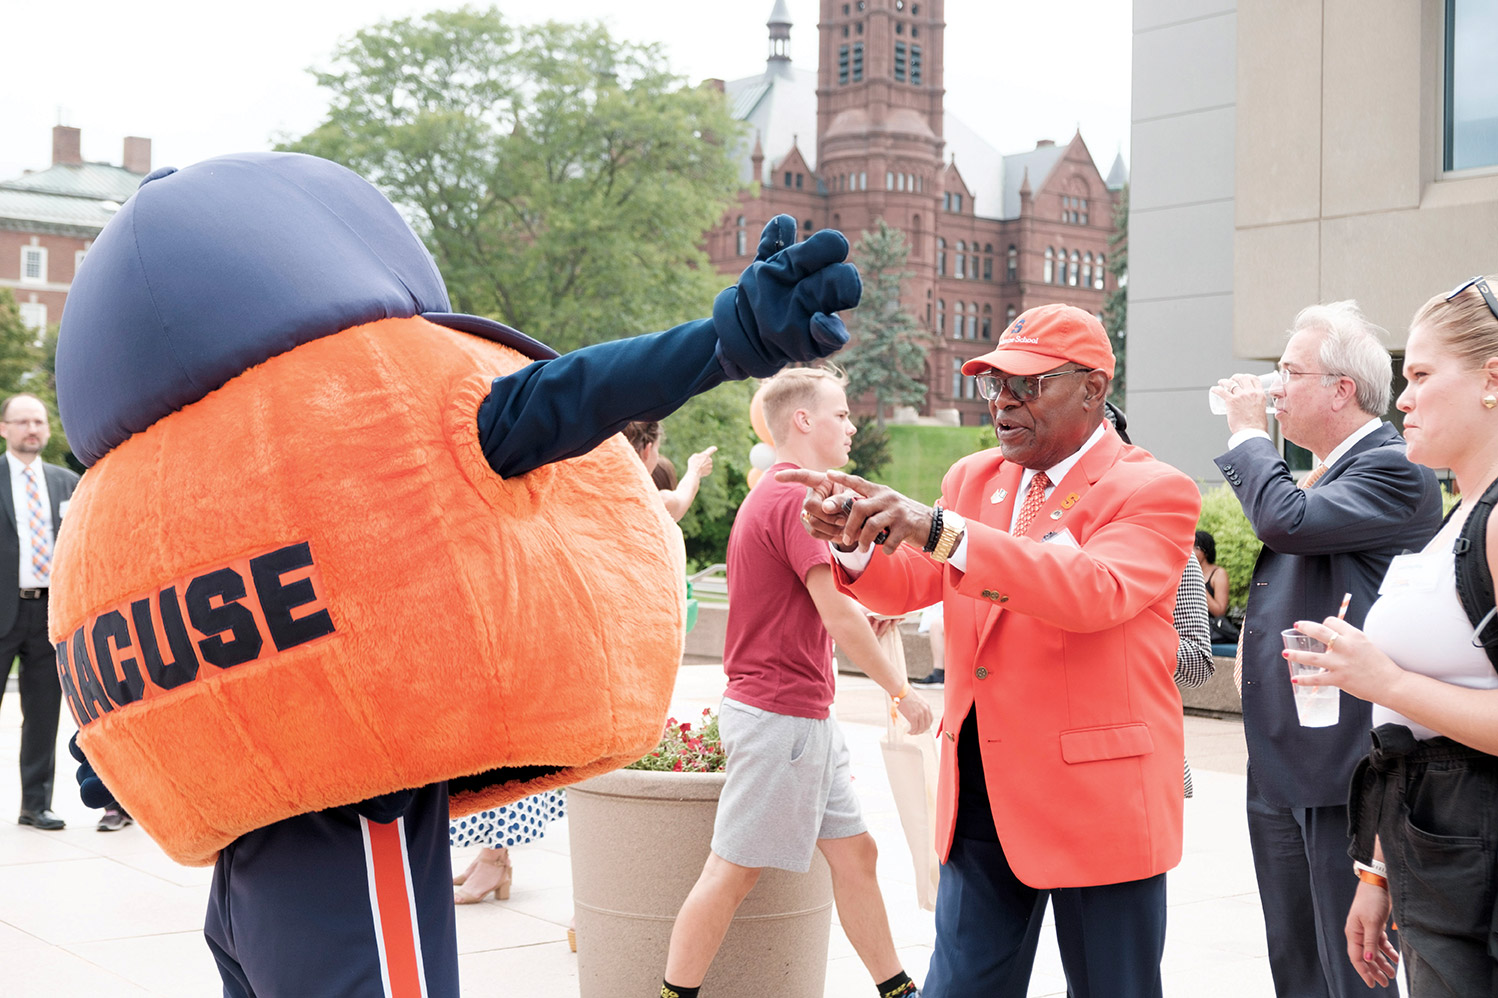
xmin=923 ymin=507 xmax=943 ymax=553
xmin=891 ymin=682 xmax=912 ymax=704
xmin=1355 ymin=868 xmax=1389 ymax=890
xmin=1354 ymin=859 xmax=1388 ymax=879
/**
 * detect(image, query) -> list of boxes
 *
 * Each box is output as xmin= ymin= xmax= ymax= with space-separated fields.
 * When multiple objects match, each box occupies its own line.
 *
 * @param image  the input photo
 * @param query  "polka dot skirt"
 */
xmin=449 ymin=790 xmax=566 ymax=849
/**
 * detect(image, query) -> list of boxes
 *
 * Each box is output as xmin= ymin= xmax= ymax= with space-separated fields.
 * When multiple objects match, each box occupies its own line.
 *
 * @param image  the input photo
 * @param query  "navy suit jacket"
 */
xmin=1215 ymin=424 xmax=1442 ymax=808
xmin=0 ymin=458 xmax=80 ymax=636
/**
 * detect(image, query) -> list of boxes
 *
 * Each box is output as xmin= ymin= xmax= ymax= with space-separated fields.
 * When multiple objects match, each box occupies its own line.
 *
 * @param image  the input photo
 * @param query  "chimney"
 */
xmin=123 ymin=136 xmax=152 ymax=174
xmin=53 ymin=125 xmax=82 ymax=166
xmin=1035 ymin=139 xmax=1055 ymax=149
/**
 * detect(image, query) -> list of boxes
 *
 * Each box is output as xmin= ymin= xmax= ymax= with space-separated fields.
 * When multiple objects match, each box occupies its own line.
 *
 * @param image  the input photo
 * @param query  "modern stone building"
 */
xmin=1128 ymin=0 xmax=1498 ymax=480
xmin=703 ymin=0 xmax=1126 ymax=426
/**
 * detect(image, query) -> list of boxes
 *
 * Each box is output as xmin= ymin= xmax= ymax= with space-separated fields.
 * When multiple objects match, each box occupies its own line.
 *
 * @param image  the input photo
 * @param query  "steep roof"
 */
xmin=998 ymin=143 xmax=1070 ymax=219
xmin=1106 ymin=151 xmax=1129 ymax=190
xmin=724 ymin=64 xmax=820 ymax=185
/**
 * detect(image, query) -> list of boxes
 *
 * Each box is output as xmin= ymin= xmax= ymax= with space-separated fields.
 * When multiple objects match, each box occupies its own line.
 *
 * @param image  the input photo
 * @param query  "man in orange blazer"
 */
xmin=781 ymin=304 xmax=1200 ymax=997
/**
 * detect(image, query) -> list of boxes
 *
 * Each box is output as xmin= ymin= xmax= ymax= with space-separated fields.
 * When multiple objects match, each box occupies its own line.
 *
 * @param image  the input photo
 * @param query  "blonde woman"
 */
xmin=1288 ymin=275 xmax=1498 ymax=996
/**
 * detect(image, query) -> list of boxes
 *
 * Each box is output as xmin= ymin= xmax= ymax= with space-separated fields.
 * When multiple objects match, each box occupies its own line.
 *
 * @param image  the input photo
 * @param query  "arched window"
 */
xmin=1006 ymin=244 xmax=1018 ymax=281
xmin=1069 ymin=250 xmax=1080 ymax=286
xmin=859 ymin=171 xmax=867 ymax=190
xmin=802 ymin=219 xmax=815 ymax=238
xmin=983 ymin=255 xmax=992 ymax=281
xmin=952 ymin=301 xmax=964 ymax=338
xmin=1043 ymin=247 xmax=1054 ymax=284
xmin=936 ymin=299 xmax=945 ymax=333
xmin=1094 ymin=254 xmax=1106 ymax=289
xmin=966 ymin=302 xmax=978 ymax=339
xmin=1006 ymin=305 xmax=1017 ymax=327
xmin=833 ymin=213 xmax=842 ymax=230
xmin=955 ymin=241 xmax=965 ymax=280
xmin=736 ymin=216 xmax=747 ymax=256
xmin=937 ymin=238 xmax=946 ymax=276
xmin=887 ymin=171 xmax=895 ymax=190
xmin=968 ymin=251 xmax=978 ymax=279
xmin=1081 ymin=253 xmax=1092 ymax=289
xmin=951 ymin=357 xmax=964 ymax=399
xmin=982 ymin=304 xmax=993 ymax=340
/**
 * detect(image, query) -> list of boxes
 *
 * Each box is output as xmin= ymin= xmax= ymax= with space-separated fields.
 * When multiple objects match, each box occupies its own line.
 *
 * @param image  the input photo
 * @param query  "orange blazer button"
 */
xmin=975 ymin=666 xmax=990 ymax=679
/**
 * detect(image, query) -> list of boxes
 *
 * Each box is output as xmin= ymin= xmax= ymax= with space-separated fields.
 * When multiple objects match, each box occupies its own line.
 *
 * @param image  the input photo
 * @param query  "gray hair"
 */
xmin=1290 ymin=300 xmax=1392 ymax=416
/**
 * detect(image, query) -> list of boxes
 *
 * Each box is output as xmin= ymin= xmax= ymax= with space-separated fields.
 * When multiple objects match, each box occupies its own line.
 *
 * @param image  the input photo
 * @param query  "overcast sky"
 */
xmin=1 ymin=0 xmax=1131 ymax=183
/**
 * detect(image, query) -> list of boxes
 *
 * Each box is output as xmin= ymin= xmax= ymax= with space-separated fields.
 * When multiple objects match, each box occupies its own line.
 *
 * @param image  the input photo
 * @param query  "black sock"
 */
xmin=661 ymin=981 xmax=700 ymax=998
xmin=877 ymin=970 xmax=917 ymax=997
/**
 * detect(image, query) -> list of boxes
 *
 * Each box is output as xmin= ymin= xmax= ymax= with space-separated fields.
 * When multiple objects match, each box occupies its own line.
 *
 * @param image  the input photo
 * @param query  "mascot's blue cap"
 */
xmin=57 ymin=151 xmax=556 ymax=467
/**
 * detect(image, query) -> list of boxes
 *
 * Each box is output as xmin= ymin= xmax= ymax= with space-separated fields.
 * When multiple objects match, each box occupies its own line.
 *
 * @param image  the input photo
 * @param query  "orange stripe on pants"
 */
xmin=361 ymin=817 xmax=427 ymax=998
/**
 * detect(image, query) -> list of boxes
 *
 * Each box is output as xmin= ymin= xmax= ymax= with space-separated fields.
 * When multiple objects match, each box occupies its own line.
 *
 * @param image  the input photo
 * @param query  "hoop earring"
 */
xmin=1485 ymin=394 xmax=1498 ymax=410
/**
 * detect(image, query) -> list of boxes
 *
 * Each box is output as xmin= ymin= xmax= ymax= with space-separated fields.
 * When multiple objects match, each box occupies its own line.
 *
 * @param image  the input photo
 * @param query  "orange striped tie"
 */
xmin=1013 ymin=472 xmax=1051 ymax=536
xmin=1301 ymin=463 xmax=1329 ymax=489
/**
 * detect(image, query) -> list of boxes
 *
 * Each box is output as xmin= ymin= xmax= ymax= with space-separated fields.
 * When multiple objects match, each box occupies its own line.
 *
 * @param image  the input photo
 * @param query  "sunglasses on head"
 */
xmin=1445 ymin=276 xmax=1498 ymax=324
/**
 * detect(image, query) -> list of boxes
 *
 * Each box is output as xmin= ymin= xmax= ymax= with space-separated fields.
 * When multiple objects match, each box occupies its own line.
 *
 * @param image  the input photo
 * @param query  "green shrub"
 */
xmin=1196 ymin=483 xmax=1260 ymax=615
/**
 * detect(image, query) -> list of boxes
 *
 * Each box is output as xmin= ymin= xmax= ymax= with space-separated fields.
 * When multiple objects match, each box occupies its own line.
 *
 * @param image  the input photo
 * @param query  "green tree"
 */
xmin=1103 ymin=184 xmax=1128 ymax=405
xmin=847 ymin=415 xmax=891 ymax=479
xmin=280 ymin=6 xmax=744 ymax=353
xmin=1197 ymin=483 xmax=1260 ymax=615
xmin=659 ymin=379 xmax=758 ymax=570
xmin=0 ymin=292 xmax=73 ymax=467
xmin=841 ymin=220 xmax=931 ymax=428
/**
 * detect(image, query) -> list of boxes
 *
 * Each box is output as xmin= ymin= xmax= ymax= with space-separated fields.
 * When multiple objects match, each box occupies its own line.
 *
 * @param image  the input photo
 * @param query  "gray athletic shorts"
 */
xmin=710 ymin=696 xmax=867 ymax=873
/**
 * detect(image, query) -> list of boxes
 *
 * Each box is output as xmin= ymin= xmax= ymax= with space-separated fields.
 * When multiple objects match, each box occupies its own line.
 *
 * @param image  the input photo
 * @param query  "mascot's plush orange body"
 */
xmin=53 ymin=152 xmax=859 ymax=996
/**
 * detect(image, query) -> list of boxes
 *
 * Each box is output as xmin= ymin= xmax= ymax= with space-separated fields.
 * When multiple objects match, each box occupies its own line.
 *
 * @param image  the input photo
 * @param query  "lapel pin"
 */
xmin=1061 ymin=492 xmax=1080 ymax=509
xmin=1049 ymin=509 xmax=1063 ymax=520
xmin=992 ymin=488 xmax=1008 ymax=504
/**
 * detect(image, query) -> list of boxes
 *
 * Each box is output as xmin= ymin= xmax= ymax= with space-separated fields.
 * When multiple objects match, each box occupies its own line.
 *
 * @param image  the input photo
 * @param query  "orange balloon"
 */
xmin=746 ymin=467 xmax=764 ymax=490
xmin=749 ymin=385 xmax=773 ymax=444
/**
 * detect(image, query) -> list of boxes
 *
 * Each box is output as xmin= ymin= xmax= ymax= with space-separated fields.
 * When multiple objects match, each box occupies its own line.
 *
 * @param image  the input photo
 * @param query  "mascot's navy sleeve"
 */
xmin=477 ymin=220 xmax=859 ymax=478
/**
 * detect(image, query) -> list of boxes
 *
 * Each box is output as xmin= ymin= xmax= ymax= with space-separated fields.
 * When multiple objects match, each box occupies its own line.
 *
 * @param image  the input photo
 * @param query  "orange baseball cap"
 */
xmin=961 ymin=303 xmax=1115 ymax=378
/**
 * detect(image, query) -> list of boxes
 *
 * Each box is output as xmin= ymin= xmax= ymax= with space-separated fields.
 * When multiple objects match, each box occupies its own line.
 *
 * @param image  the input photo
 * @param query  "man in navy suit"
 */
xmin=0 ymin=394 xmax=79 ymax=831
xmin=1214 ymin=301 xmax=1442 ymax=997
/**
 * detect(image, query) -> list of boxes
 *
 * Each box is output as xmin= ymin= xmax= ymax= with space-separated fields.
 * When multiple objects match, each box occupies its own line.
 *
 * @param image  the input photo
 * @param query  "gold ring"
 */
xmin=1326 ymin=633 xmax=1339 ymax=650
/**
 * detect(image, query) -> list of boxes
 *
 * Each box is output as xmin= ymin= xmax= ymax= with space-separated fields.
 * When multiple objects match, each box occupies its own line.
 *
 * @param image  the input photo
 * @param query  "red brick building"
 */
xmin=0 ymin=126 xmax=150 ymax=333
xmin=703 ymin=0 xmax=1126 ymax=425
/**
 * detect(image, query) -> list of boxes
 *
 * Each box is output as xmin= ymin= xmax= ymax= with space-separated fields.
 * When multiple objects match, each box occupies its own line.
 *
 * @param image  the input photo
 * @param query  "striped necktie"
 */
xmin=23 ymin=466 xmax=50 ymax=586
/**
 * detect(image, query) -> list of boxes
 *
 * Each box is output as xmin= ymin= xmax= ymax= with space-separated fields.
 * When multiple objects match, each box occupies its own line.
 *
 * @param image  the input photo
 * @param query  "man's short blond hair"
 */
xmin=759 ymin=366 xmax=848 ymax=444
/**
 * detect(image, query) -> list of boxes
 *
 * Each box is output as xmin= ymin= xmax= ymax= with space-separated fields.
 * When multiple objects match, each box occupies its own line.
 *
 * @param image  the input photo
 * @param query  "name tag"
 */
xmin=1040 ymin=527 xmax=1081 ymax=549
xmin=1379 ymin=551 xmax=1443 ymax=595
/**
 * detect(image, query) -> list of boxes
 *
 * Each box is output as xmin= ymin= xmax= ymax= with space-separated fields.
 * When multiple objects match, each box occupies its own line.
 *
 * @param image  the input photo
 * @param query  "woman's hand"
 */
xmin=1344 ymin=880 xmax=1399 ymax=988
xmin=1283 ymin=617 xmax=1408 ymax=706
xmin=896 ymin=690 xmax=934 ymax=735
xmin=686 ymin=446 xmax=716 ymax=479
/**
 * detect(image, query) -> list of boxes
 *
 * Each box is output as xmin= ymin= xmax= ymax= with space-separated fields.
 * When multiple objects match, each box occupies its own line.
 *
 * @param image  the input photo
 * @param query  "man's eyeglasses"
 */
xmin=1446 ymin=275 xmax=1498 ymax=324
xmin=975 ymin=368 xmax=1092 ymax=402
xmin=1275 ymin=367 xmax=1340 ymax=380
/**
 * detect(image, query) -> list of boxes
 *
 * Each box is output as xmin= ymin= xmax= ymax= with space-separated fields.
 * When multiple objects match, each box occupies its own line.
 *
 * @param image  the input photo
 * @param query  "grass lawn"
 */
xmin=868 ymin=424 xmax=995 ymax=504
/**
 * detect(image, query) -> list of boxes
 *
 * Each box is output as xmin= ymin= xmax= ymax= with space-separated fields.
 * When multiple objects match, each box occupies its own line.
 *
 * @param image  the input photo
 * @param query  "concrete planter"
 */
xmin=569 ymin=767 xmax=834 ymax=998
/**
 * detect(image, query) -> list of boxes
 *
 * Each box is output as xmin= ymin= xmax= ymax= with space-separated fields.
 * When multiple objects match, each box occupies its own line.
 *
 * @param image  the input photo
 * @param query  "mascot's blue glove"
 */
xmin=69 ymin=732 xmax=116 ymax=810
xmin=713 ymin=215 xmax=862 ymax=379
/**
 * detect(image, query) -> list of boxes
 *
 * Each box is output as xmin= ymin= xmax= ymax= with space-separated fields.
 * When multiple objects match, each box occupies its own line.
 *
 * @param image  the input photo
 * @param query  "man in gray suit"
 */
xmin=1214 ymin=301 xmax=1442 ymax=997
xmin=0 ymin=394 xmax=79 ymax=831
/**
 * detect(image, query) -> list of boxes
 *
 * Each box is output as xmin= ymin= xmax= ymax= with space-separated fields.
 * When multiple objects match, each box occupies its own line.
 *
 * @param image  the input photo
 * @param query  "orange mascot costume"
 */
xmin=51 ymin=152 xmax=860 ymax=996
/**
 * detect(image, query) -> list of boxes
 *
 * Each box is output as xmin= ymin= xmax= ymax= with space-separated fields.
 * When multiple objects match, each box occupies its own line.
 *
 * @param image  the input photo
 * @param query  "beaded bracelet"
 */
xmin=924 ymin=507 xmax=943 ymax=553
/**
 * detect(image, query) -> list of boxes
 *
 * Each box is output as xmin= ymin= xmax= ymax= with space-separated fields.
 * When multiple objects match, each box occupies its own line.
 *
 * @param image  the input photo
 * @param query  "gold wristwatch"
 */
xmin=930 ymin=508 xmax=967 ymax=563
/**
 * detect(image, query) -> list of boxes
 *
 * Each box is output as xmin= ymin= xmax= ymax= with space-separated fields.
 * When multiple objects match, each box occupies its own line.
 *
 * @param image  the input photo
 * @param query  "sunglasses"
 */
xmin=975 ymin=368 xmax=1092 ymax=402
xmin=1445 ymin=276 xmax=1498 ymax=323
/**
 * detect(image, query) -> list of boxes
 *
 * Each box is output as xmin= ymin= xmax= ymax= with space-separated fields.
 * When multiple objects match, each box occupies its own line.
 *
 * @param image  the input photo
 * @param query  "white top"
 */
xmin=1363 ymin=513 xmax=1498 ymax=740
xmin=833 ymin=421 xmax=1109 ymax=576
xmin=5 ymin=450 xmax=52 ymax=589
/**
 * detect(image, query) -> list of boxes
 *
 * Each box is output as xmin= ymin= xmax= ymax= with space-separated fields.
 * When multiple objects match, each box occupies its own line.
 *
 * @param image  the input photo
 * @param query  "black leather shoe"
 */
xmin=17 ymin=808 xmax=65 ymax=830
xmin=911 ymin=669 xmax=944 ymax=689
xmin=96 ymin=807 xmax=133 ymax=832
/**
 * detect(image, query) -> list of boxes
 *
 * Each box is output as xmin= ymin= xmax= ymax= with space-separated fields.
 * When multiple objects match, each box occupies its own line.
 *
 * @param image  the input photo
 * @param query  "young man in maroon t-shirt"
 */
xmin=660 ymin=367 xmax=933 ymax=998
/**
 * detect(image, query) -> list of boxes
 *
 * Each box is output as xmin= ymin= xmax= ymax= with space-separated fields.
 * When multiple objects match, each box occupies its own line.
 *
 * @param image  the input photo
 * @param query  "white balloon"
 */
xmin=749 ymin=442 xmax=776 ymax=471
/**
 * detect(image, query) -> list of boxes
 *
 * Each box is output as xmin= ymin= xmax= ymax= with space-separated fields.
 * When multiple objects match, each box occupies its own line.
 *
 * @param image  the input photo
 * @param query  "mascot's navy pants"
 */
xmin=205 ymin=782 xmax=458 ymax=997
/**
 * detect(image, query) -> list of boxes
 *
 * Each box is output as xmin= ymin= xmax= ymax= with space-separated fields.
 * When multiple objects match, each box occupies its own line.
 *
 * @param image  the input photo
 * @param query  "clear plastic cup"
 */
xmin=1281 ymin=629 xmax=1339 ymax=727
xmin=1209 ymin=371 xmax=1284 ymax=415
